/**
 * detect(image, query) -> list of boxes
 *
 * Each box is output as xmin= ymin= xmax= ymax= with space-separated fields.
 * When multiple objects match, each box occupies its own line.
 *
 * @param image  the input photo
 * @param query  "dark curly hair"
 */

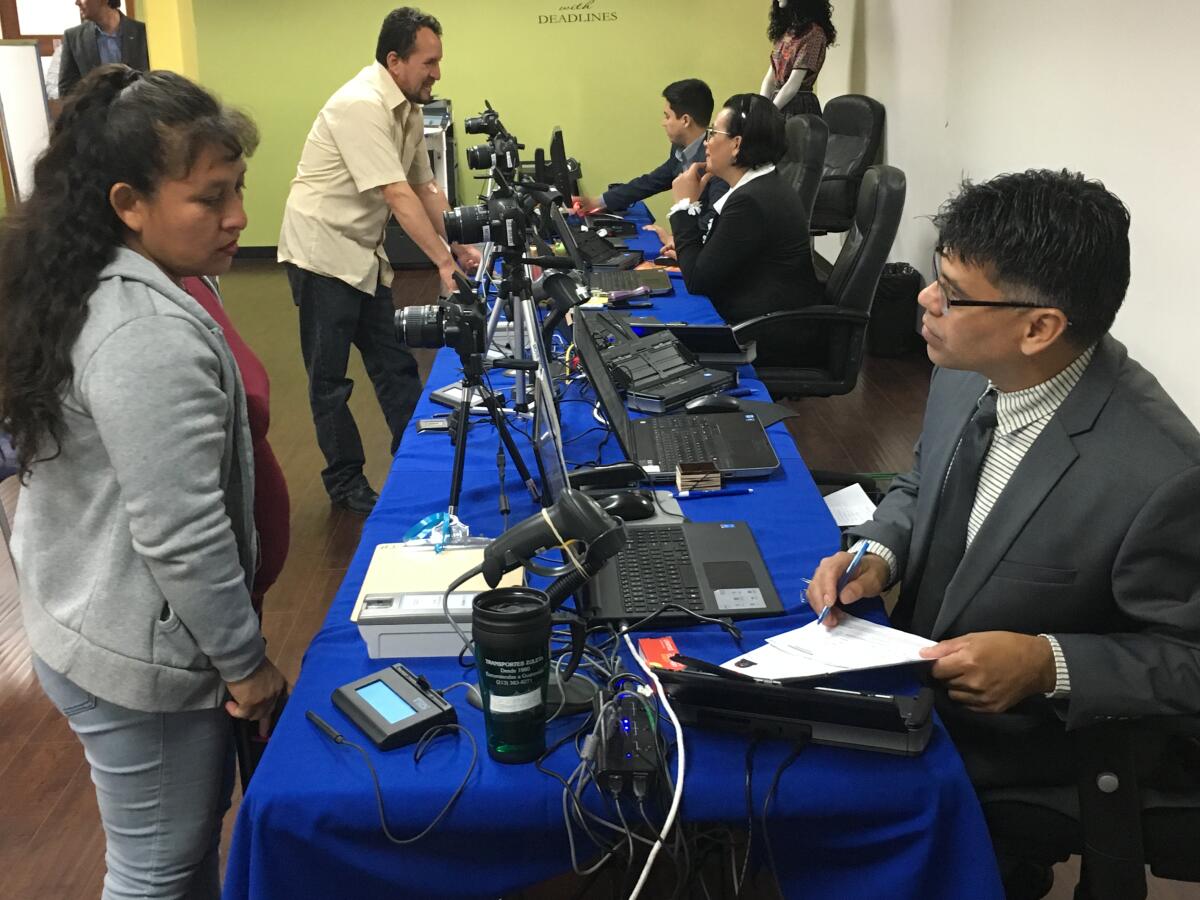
xmin=933 ymin=169 xmax=1131 ymax=347
xmin=0 ymin=65 xmax=258 ymax=479
xmin=768 ymin=0 xmax=837 ymax=44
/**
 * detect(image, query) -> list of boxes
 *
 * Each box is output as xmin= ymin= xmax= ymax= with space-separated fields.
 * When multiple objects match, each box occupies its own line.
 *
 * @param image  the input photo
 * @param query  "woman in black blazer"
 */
xmin=668 ymin=93 xmax=820 ymax=324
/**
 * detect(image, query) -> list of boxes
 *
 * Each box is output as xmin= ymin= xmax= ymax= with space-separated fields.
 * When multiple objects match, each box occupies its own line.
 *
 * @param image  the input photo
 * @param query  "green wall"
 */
xmin=193 ymin=0 xmax=772 ymax=247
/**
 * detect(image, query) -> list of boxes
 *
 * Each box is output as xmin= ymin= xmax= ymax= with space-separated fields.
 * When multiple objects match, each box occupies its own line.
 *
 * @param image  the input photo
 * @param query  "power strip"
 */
xmin=596 ymin=692 xmax=659 ymax=796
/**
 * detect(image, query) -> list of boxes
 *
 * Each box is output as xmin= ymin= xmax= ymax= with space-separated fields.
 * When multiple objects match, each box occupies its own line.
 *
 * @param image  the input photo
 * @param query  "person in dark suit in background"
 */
xmin=59 ymin=0 xmax=150 ymax=97
xmin=807 ymin=169 xmax=1200 ymax=899
xmin=668 ymin=92 xmax=821 ymax=324
xmin=573 ymin=78 xmax=729 ymax=229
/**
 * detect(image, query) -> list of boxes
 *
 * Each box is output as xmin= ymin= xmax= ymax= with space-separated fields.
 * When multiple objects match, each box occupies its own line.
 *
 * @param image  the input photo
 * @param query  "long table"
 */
xmin=222 ymin=207 xmax=1004 ymax=900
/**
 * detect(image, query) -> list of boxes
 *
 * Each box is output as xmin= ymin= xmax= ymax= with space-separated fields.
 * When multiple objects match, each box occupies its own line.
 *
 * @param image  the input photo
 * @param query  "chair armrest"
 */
xmin=732 ymin=306 xmax=870 ymax=338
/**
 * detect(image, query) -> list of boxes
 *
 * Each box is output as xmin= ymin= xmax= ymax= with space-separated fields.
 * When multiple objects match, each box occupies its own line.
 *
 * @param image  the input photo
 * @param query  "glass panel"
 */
xmin=16 ymin=1 xmax=127 ymax=36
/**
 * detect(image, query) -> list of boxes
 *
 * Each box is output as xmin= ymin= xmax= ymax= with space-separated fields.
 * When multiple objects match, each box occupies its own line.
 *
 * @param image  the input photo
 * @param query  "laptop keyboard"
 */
xmin=590 ymin=270 xmax=644 ymax=292
xmin=648 ymin=417 xmax=721 ymax=469
xmin=615 ymin=525 xmax=704 ymax=616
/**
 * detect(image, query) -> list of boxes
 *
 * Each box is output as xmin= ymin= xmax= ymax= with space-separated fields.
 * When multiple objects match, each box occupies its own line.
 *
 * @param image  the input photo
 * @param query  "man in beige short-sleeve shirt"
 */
xmin=279 ymin=7 xmax=479 ymax=514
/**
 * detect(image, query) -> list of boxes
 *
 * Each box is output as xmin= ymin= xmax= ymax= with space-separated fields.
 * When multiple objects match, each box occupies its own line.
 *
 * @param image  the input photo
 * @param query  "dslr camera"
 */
xmin=444 ymin=193 xmax=528 ymax=250
xmin=466 ymin=135 xmax=521 ymax=173
xmin=396 ymin=295 xmax=487 ymax=359
xmin=463 ymin=104 xmax=503 ymax=138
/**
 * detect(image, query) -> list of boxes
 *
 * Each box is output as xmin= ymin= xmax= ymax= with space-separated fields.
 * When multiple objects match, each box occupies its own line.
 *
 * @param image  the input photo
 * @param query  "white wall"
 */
xmin=830 ymin=0 xmax=1200 ymax=425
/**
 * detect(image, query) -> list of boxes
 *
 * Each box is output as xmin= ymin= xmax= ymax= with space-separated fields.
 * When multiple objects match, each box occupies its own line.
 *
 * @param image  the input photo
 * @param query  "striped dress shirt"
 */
xmin=857 ymin=346 xmax=1096 ymax=696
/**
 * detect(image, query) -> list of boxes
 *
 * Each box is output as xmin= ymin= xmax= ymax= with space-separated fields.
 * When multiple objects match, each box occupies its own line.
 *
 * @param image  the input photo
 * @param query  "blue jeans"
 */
xmin=285 ymin=264 xmax=422 ymax=498
xmin=32 ymin=656 xmax=235 ymax=900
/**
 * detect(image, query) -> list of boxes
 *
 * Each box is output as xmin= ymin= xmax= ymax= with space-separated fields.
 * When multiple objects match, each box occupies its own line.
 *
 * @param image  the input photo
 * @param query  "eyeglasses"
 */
xmin=704 ymin=126 xmax=733 ymax=139
xmin=930 ymin=252 xmax=1050 ymax=315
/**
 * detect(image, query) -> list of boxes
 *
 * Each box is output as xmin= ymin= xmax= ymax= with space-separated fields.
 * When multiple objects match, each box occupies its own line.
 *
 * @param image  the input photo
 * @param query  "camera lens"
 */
xmin=466 ymin=144 xmax=495 ymax=171
xmin=464 ymin=114 xmax=492 ymax=135
xmin=443 ymin=203 xmax=489 ymax=245
xmin=395 ymin=305 xmax=446 ymax=349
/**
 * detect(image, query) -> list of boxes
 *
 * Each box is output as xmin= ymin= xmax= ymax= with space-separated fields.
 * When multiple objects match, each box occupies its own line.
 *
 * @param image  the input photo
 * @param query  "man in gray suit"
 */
xmin=59 ymin=0 xmax=149 ymax=97
xmin=807 ymin=169 xmax=1200 ymax=896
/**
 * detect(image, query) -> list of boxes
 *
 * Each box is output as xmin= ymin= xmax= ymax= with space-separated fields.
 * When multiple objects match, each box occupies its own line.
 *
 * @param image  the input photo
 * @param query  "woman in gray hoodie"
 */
xmin=0 ymin=65 xmax=286 ymax=899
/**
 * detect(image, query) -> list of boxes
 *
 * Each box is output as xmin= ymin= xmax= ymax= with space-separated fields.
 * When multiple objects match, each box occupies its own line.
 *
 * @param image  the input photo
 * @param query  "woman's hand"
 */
xmin=641 ymin=223 xmax=674 ymax=252
xmin=671 ymin=162 xmax=711 ymax=203
xmin=225 ymin=657 xmax=288 ymax=735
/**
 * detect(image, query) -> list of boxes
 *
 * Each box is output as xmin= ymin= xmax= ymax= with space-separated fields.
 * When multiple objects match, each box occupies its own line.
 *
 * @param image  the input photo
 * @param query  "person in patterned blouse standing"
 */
xmin=759 ymin=0 xmax=837 ymax=118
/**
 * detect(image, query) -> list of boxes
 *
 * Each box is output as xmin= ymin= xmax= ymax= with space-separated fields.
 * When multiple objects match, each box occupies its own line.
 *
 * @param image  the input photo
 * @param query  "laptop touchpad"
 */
xmin=704 ymin=561 xmax=766 ymax=610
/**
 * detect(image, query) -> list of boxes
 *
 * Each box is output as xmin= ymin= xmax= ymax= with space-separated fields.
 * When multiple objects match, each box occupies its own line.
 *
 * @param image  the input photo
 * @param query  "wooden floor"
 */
xmin=0 ymin=260 xmax=1193 ymax=899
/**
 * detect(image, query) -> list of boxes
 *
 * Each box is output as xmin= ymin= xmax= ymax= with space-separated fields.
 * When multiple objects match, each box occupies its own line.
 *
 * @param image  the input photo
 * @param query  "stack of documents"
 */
xmin=721 ymin=615 xmax=935 ymax=682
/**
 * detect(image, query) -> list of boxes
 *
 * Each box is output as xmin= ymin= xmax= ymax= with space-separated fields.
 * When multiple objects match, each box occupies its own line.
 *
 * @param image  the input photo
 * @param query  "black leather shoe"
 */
xmin=330 ymin=484 xmax=379 ymax=516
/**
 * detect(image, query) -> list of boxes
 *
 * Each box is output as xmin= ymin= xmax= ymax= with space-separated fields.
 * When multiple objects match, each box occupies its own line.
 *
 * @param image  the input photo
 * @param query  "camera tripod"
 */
xmin=446 ymin=342 xmax=541 ymax=521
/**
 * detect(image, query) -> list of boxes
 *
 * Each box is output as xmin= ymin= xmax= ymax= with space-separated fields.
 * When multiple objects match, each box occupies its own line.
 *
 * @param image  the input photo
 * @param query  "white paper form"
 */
xmin=766 ymin=615 xmax=935 ymax=673
xmin=720 ymin=615 xmax=936 ymax=681
xmin=822 ymin=483 xmax=878 ymax=527
xmin=719 ymin=641 xmax=833 ymax=681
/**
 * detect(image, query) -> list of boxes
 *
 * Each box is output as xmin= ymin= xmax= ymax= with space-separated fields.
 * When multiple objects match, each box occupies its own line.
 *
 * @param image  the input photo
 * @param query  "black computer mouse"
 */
xmin=596 ymin=490 xmax=657 ymax=521
xmin=684 ymin=393 xmax=742 ymax=414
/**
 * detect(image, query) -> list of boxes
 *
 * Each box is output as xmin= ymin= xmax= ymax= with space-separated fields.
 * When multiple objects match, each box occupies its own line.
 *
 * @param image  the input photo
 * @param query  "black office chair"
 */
xmin=810 ymin=94 xmax=886 ymax=235
xmin=981 ymin=717 xmax=1200 ymax=900
xmin=732 ymin=164 xmax=906 ymax=398
xmin=776 ymin=114 xmax=829 ymax=226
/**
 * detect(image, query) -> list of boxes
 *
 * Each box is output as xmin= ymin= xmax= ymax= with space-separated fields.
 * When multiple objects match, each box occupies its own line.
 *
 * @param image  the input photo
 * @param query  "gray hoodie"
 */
xmin=16 ymin=248 xmax=265 ymax=712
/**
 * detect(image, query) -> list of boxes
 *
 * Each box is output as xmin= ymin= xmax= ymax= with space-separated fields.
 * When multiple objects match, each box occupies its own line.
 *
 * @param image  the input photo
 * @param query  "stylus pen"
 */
xmin=675 ymin=488 xmax=755 ymax=500
xmin=817 ymin=542 xmax=868 ymax=624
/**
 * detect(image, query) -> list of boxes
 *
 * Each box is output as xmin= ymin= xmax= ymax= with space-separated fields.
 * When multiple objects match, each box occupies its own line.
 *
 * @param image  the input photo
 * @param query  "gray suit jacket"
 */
xmin=58 ymin=14 xmax=149 ymax=97
xmin=851 ymin=336 xmax=1200 ymax=731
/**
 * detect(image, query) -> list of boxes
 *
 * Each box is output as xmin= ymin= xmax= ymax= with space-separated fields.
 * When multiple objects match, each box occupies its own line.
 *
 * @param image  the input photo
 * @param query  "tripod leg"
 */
xmin=446 ymin=390 xmax=473 ymax=519
xmin=480 ymin=393 xmax=540 ymax=503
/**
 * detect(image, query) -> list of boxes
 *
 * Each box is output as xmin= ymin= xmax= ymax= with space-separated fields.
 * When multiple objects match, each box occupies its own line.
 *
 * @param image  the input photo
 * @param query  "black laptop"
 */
xmin=568 ymin=227 xmax=642 ymax=270
xmin=550 ymin=205 xmax=663 ymax=288
xmin=572 ymin=313 xmax=779 ymax=481
xmin=589 ymin=268 xmax=674 ymax=296
xmin=528 ymin=341 xmax=783 ymax=627
xmin=583 ymin=521 xmax=784 ymax=625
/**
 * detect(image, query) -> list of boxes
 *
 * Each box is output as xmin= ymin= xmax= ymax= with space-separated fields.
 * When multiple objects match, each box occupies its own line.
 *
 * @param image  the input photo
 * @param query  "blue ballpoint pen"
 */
xmin=675 ymin=487 xmax=755 ymax=500
xmin=817 ymin=542 xmax=868 ymax=624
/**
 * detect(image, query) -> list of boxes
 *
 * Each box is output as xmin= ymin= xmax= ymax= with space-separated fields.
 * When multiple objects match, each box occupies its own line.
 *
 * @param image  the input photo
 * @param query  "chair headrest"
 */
xmin=824 ymin=94 xmax=886 ymax=141
xmin=782 ymin=114 xmax=829 ymax=170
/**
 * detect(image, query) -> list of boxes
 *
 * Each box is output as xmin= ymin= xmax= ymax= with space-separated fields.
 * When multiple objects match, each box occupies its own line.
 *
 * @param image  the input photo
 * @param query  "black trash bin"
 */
xmin=867 ymin=262 xmax=924 ymax=357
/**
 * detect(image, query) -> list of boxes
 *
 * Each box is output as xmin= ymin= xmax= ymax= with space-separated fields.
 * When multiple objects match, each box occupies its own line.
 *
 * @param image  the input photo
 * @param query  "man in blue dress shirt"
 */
xmin=573 ymin=78 xmax=729 ymax=225
xmin=59 ymin=0 xmax=150 ymax=97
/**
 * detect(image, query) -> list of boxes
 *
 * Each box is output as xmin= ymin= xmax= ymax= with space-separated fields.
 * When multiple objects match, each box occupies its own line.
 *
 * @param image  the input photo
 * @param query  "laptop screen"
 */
xmin=548 ymin=127 xmax=576 ymax=197
xmin=527 ymin=301 xmax=571 ymax=504
xmin=571 ymin=313 xmax=635 ymax=460
xmin=630 ymin=323 xmax=745 ymax=354
xmin=549 ymin=203 xmax=588 ymax=274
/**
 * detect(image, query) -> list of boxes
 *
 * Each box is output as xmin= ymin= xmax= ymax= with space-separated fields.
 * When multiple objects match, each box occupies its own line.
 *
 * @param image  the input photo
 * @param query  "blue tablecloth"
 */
xmin=223 ymin=207 xmax=1003 ymax=900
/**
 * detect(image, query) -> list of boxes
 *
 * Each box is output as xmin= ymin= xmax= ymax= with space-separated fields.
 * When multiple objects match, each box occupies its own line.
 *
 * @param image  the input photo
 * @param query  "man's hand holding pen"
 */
xmin=805 ymin=547 xmax=889 ymax=628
